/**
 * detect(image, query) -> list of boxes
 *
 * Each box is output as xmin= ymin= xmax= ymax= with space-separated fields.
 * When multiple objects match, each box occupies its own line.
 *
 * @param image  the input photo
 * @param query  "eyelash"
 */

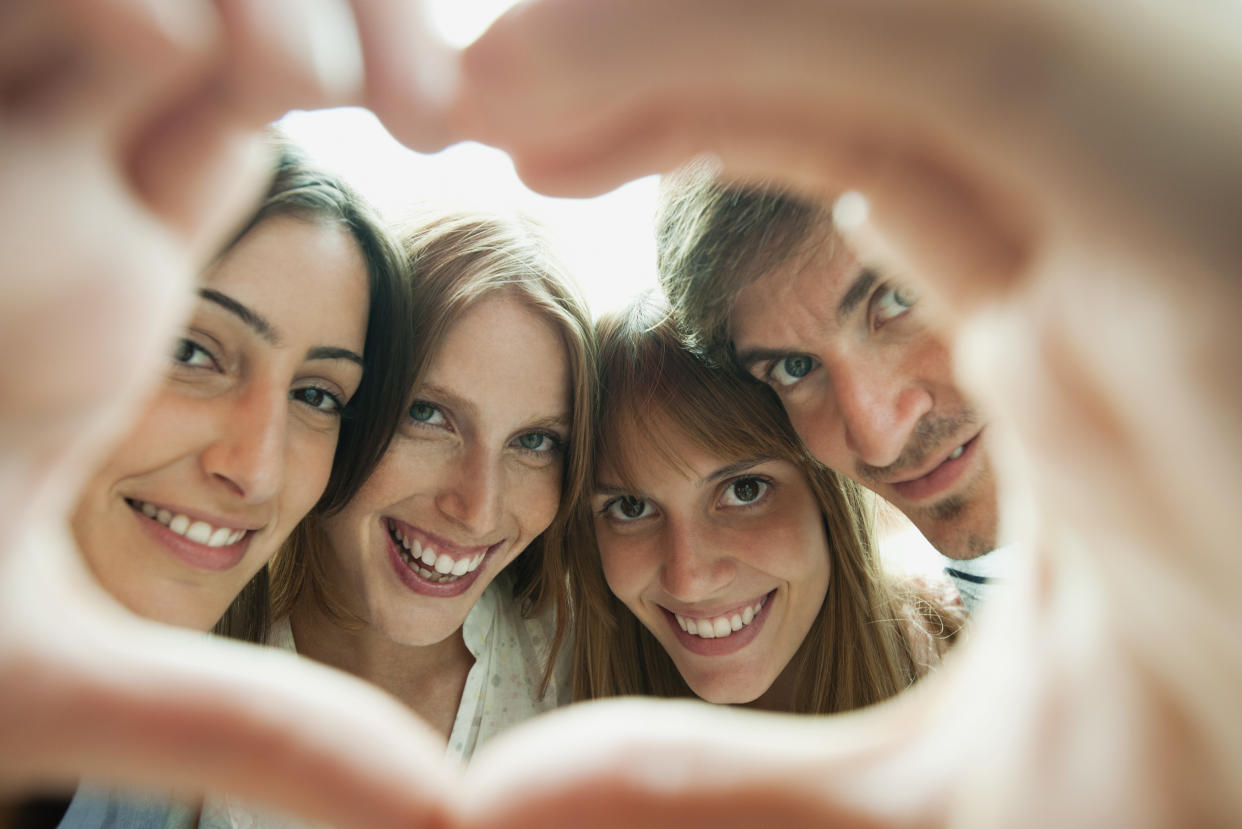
xmin=172 ymin=337 xmax=218 ymax=371
xmin=292 ymin=385 xmax=346 ymax=416
xmin=174 ymin=337 xmax=345 ymax=417
xmin=596 ymin=475 xmax=773 ymax=524
xmin=598 ymin=495 xmax=655 ymax=523
xmin=407 ymin=401 xmax=564 ymax=458
xmin=764 ymin=354 xmax=818 ymax=389
xmin=718 ymin=475 xmax=772 ymax=508
xmin=869 ymin=282 xmax=917 ymax=329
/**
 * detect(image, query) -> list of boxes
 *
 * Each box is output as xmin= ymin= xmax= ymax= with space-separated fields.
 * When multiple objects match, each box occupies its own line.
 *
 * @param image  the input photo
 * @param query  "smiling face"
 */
xmin=593 ymin=421 xmax=830 ymax=707
xmin=321 ymin=291 xmax=571 ymax=646
xmin=730 ymin=232 xmax=997 ymax=560
xmin=71 ymin=216 xmax=370 ymax=630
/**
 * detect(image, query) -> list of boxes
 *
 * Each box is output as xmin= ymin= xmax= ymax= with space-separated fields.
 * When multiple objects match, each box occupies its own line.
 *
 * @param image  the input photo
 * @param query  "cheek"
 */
xmin=512 ymin=464 xmax=563 ymax=539
xmin=597 ymin=530 xmax=651 ymax=603
xmin=279 ymin=430 xmax=339 ymax=528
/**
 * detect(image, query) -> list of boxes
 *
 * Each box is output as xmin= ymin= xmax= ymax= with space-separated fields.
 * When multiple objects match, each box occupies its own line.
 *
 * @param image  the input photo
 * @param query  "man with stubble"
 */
xmin=657 ymin=165 xmax=1007 ymax=609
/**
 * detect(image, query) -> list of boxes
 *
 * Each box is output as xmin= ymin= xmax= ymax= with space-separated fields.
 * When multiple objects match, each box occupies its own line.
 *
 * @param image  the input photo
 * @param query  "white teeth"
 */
xmin=949 ymin=444 xmax=965 ymax=460
xmin=185 ymin=521 xmax=213 ymax=544
xmin=675 ymin=597 xmax=768 ymax=641
xmin=387 ymin=521 xmax=490 ymax=585
xmin=132 ymin=500 xmax=246 ymax=548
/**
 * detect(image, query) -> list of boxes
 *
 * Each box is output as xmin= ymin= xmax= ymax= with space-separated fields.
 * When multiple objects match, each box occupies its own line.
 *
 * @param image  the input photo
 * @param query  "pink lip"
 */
xmin=889 ymin=431 xmax=983 ymax=502
xmin=383 ymin=519 xmax=500 ymax=599
xmin=662 ymin=591 xmax=775 ymax=657
xmin=129 ymin=501 xmax=252 ymax=572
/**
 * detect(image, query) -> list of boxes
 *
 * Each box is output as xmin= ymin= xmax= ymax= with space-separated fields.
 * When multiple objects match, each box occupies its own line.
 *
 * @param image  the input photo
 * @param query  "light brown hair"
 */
xmin=656 ymin=157 xmax=833 ymax=366
xmin=270 ymin=211 xmax=595 ymax=682
xmin=569 ymin=294 xmax=956 ymax=713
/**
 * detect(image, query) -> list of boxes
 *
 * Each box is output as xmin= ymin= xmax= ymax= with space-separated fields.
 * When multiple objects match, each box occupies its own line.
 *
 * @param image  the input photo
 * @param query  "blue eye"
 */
xmin=515 ymin=431 xmax=560 ymax=454
xmin=719 ymin=476 xmax=769 ymax=507
xmin=768 ymin=354 xmax=817 ymax=387
xmin=872 ymin=284 xmax=917 ymax=327
xmin=292 ymin=386 xmax=344 ymax=415
xmin=408 ymin=401 xmax=445 ymax=426
xmin=172 ymin=337 xmax=216 ymax=369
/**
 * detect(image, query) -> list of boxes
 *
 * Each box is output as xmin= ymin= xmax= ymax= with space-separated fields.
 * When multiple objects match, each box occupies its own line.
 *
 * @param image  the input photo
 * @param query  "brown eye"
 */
xmin=720 ymin=476 xmax=770 ymax=507
xmin=172 ymin=337 xmax=215 ymax=368
xmin=732 ymin=479 xmax=761 ymax=502
xmin=619 ymin=496 xmax=646 ymax=518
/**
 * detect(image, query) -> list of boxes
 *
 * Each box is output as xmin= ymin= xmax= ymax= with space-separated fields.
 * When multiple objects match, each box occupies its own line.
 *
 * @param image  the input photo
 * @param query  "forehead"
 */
xmin=599 ymin=414 xmax=731 ymax=490
xmin=425 ymin=291 xmax=571 ymax=416
xmin=204 ymin=216 xmax=369 ymax=342
xmin=729 ymin=231 xmax=860 ymax=351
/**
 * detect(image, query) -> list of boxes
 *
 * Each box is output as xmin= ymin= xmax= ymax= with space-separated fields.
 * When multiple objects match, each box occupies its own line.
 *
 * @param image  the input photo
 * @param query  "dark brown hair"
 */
xmin=656 ymin=157 xmax=833 ymax=364
xmin=212 ymin=140 xmax=413 ymax=644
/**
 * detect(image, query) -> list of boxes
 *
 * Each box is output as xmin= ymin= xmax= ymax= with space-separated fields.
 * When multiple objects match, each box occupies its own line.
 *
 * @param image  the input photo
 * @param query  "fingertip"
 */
xmin=126 ymin=101 xmax=274 ymax=260
xmin=351 ymin=0 xmax=462 ymax=154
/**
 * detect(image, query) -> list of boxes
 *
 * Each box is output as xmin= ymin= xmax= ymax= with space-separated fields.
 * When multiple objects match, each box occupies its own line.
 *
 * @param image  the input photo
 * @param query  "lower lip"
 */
xmin=665 ymin=591 xmax=775 ymax=657
xmin=890 ymin=432 xmax=982 ymax=502
xmin=132 ymin=507 xmax=251 ymax=572
xmin=385 ymin=525 xmax=494 ymax=598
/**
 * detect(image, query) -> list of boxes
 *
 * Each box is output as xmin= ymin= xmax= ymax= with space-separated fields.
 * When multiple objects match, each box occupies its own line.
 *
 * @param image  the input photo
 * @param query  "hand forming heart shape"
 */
xmin=3 ymin=1 xmax=1241 ymax=827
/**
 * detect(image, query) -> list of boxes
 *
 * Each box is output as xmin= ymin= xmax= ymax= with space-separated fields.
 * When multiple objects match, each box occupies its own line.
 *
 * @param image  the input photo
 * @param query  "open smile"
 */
xmin=383 ymin=518 xmax=500 ymax=597
xmin=126 ymin=498 xmax=254 ymax=572
xmin=662 ymin=590 xmax=775 ymax=656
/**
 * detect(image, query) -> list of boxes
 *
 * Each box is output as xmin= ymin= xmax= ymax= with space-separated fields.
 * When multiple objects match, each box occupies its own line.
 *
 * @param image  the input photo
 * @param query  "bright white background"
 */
xmin=279 ymin=0 xmax=659 ymax=319
xmin=281 ymin=0 xmax=941 ymax=571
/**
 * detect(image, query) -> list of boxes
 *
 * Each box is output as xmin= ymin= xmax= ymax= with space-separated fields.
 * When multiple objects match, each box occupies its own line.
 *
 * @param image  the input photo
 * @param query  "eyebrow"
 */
xmin=307 ymin=346 xmax=364 ymax=368
xmin=836 ymin=267 xmax=878 ymax=322
xmin=733 ymin=268 xmax=881 ymax=369
xmin=701 ymin=456 xmax=773 ymax=486
xmin=734 ymin=345 xmax=796 ymax=371
xmin=593 ymin=455 xmax=774 ymax=496
xmin=199 ymin=288 xmax=279 ymax=345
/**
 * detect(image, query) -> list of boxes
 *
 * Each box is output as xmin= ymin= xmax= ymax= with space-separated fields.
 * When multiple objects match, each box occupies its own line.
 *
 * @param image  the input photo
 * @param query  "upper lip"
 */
xmin=127 ymin=497 xmax=264 ymax=533
xmin=385 ymin=516 xmax=499 ymax=556
xmin=658 ymin=591 xmax=772 ymax=619
xmin=882 ymin=429 xmax=982 ymax=486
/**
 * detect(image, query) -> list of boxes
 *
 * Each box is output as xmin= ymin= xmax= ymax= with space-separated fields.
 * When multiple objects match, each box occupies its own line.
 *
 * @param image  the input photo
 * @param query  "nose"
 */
xmin=828 ymin=357 xmax=932 ymax=469
xmin=435 ymin=442 xmax=502 ymax=536
xmin=659 ymin=518 xmax=736 ymax=602
xmin=199 ymin=383 xmax=287 ymax=504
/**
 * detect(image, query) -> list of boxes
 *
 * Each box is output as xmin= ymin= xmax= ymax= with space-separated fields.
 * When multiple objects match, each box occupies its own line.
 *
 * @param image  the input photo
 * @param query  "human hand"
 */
xmin=433 ymin=1 xmax=1242 ymax=825
xmin=1 ymin=2 xmax=459 ymax=824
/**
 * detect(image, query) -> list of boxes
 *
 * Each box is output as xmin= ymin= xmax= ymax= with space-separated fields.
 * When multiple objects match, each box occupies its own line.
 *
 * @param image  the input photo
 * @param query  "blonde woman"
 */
xmin=570 ymin=296 xmax=961 ymax=713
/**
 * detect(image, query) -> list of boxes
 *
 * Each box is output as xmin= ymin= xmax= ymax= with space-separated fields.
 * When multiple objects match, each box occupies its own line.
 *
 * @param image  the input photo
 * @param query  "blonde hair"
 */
xmin=569 ymin=294 xmax=957 ymax=713
xmin=271 ymin=211 xmax=596 ymax=683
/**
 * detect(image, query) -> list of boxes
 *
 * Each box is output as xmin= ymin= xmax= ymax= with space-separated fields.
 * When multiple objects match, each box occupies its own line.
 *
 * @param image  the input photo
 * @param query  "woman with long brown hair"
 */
xmin=571 ymin=295 xmax=961 ymax=713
